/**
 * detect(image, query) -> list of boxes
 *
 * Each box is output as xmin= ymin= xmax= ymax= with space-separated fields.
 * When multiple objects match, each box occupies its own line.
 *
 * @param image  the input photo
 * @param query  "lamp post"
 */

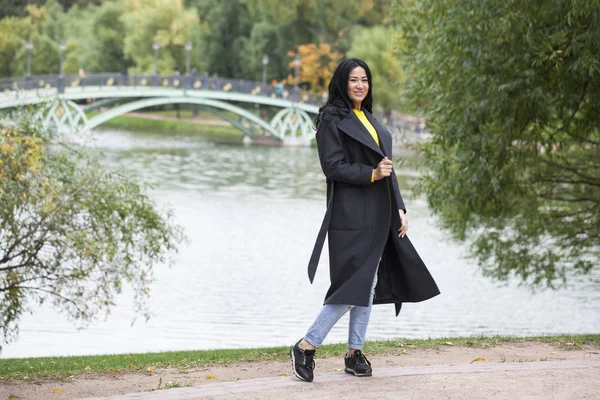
xmin=58 ymin=40 xmax=66 ymax=93
xmin=261 ymin=54 xmax=269 ymax=88
xmin=293 ymin=53 xmax=301 ymax=100
xmin=185 ymin=40 xmax=192 ymax=89
xmin=25 ymin=40 xmax=33 ymax=89
xmin=152 ymin=41 xmax=160 ymax=86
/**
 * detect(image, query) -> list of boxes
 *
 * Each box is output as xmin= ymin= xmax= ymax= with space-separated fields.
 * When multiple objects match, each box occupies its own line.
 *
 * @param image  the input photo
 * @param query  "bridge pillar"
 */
xmin=33 ymin=99 xmax=89 ymax=138
xmin=269 ymin=107 xmax=315 ymax=146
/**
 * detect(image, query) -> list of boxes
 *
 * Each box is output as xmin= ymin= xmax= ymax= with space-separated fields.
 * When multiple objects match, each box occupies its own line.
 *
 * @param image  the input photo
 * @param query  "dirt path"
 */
xmin=1 ymin=342 xmax=598 ymax=399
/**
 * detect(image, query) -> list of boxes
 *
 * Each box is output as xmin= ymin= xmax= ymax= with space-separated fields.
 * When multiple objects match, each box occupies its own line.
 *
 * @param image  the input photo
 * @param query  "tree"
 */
xmin=9 ymin=2 xmax=73 ymax=77
xmin=347 ymin=26 xmax=405 ymax=115
xmin=13 ymin=32 xmax=61 ymax=76
xmin=237 ymin=21 xmax=281 ymax=82
xmin=239 ymin=0 xmax=394 ymax=81
xmin=82 ymin=1 xmax=132 ymax=73
xmin=0 ymin=0 xmax=99 ymax=18
xmin=0 ymin=0 xmax=46 ymax=19
xmin=39 ymin=0 xmax=67 ymax=42
xmin=0 ymin=16 xmax=32 ymax=77
xmin=0 ymin=112 xmax=184 ymax=349
xmin=15 ymin=1 xmax=131 ymax=76
xmin=56 ymin=0 xmax=102 ymax=10
xmin=401 ymin=0 xmax=599 ymax=287
xmin=243 ymin=0 xmax=393 ymax=43
xmin=287 ymin=43 xmax=341 ymax=93
xmin=190 ymin=0 xmax=253 ymax=78
xmin=121 ymin=0 xmax=202 ymax=74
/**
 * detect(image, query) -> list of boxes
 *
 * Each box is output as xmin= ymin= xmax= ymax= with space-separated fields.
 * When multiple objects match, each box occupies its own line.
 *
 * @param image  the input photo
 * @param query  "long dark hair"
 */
xmin=315 ymin=58 xmax=373 ymax=128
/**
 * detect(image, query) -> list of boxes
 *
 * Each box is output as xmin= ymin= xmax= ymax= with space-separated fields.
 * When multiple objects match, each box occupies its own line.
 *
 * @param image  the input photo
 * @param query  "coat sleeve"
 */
xmin=391 ymin=168 xmax=407 ymax=213
xmin=315 ymin=118 xmax=373 ymax=186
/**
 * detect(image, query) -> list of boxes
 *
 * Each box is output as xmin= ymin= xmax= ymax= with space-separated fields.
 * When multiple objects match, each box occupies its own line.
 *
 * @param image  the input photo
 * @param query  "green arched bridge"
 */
xmin=0 ymin=73 xmax=321 ymax=145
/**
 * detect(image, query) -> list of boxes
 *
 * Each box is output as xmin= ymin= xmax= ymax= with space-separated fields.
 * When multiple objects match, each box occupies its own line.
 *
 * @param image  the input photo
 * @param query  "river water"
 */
xmin=2 ymin=129 xmax=599 ymax=358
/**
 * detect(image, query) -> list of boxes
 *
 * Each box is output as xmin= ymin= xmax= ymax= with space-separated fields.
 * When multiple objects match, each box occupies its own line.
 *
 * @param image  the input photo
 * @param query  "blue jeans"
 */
xmin=304 ymin=270 xmax=378 ymax=350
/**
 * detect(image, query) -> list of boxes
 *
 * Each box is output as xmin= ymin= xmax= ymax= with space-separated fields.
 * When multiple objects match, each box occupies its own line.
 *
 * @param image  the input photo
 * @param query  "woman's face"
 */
xmin=347 ymin=66 xmax=369 ymax=109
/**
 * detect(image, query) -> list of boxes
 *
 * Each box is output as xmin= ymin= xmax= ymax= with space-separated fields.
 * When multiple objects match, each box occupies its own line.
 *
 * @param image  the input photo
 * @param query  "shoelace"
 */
xmin=303 ymin=349 xmax=316 ymax=370
xmin=352 ymin=351 xmax=370 ymax=366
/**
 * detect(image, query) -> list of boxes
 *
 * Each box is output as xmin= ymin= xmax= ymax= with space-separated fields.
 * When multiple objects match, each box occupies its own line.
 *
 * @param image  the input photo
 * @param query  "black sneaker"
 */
xmin=290 ymin=339 xmax=316 ymax=382
xmin=344 ymin=350 xmax=372 ymax=377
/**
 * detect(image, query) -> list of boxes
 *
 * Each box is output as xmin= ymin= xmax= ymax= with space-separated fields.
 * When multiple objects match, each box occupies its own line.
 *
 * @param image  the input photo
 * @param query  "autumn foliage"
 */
xmin=287 ymin=43 xmax=342 ymax=94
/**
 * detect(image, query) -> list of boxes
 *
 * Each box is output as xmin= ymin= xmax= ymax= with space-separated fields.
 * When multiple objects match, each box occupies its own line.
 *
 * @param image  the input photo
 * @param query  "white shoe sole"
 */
xmin=344 ymin=367 xmax=372 ymax=377
xmin=290 ymin=347 xmax=312 ymax=382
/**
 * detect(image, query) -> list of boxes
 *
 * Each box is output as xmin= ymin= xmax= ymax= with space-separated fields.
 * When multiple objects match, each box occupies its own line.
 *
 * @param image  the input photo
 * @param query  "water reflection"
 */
xmin=96 ymin=130 xmax=416 ymax=201
xmin=2 ymin=129 xmax=598 ymax=359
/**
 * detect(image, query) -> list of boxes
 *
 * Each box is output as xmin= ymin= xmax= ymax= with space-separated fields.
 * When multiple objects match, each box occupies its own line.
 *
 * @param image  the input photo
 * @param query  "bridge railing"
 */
xmin=0 ymin=73 xmax=324 ymax=106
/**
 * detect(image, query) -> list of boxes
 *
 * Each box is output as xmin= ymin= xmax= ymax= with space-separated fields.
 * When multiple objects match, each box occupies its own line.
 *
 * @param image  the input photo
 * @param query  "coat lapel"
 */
xmin=363 ymin=110 xmax=393 ymax=158
xmin=336 ymin=111 xmax=385 ymax=157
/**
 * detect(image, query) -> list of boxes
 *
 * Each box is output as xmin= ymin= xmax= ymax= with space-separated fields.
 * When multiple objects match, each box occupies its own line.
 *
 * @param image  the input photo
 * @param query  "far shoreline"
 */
xmin=86 ymin=108 xmax=425 ymax=151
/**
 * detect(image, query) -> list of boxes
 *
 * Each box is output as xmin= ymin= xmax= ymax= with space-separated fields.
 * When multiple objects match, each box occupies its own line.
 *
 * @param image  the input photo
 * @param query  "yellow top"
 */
xmin=353 ymin=109 xmax=380 ymax=183
xmin=353 ymin=109 xmax=380 ymax=146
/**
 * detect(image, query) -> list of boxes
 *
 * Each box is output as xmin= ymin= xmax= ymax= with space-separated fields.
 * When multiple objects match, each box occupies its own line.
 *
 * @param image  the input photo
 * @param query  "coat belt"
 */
xmin=307 ymin=181 xmax=334 ymax=283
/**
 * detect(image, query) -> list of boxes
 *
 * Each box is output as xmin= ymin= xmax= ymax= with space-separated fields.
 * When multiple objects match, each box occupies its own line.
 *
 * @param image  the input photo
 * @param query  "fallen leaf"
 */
xmin=277 ymin=373 xmax=287 ymax=376
xmin=8 ymin=395 xmax=21 ymax=399
xmin=73 ymin=362 xmax=78 ymax=366
xmin=205 ymin=375 xmax=217 ymax=380
xmin=333 ymin=368 xmax=343 ymax=371
xmin=84 ymin=366 xmax=91 ymax=370
xmin=127 ymin=363 xmax=134 ymax=368
xmin=236 ymin=377 xmax=240 ymax=381
xmin=471 ymin=357 xmax=486 ymax=363
xmin=53 ymin=388 xmax=64 ymax=393
xmin=444 ymin=342 xmax=454 ymax=346
xmin=147 ymin=366 xmax=155 ymax=373
xmin=401 ymin=349 xmax=407 ymax=354
xmin=550 ymin=352 xmax=556 ymax=355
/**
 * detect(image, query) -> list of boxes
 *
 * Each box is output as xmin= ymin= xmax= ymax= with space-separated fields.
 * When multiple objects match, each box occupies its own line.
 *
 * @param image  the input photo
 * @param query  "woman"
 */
xmin=290 ymin=58 xmax=440 ymax=382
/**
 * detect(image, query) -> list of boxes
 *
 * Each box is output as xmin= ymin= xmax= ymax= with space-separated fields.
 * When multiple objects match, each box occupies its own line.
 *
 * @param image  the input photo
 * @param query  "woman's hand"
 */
xmin=397 ymin=209 xmax=408 ymax=238
xmin=373 ymin=157 xmax=393 ymax=181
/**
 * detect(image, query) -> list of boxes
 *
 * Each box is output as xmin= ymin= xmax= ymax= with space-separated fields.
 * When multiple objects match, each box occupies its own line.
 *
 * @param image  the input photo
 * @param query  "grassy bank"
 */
xmin=86 ymin=111 xmax=244 ymax=145
xmin=149 ymin=108 xmax=241 ymax=120
xmin=1 ymin=335 xmax=598 ymax=381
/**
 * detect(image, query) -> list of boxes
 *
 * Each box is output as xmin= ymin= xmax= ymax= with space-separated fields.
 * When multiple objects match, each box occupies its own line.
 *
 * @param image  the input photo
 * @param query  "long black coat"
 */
xmin=308 ymin=109 xmax=440 ymax=315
